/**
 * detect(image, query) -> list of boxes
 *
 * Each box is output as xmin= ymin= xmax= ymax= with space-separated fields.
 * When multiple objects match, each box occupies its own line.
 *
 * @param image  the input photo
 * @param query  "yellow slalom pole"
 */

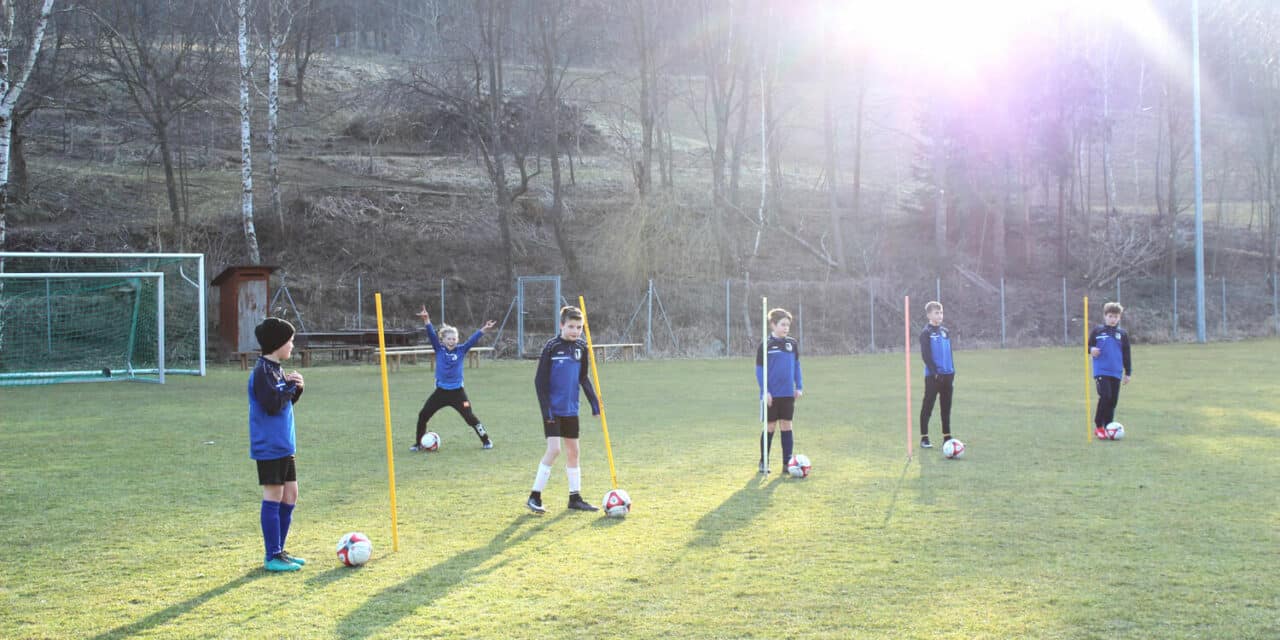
xmin=578 ymin=296 xmax=618 ymax=489
xmin=374 ymin=294 xmax=400 ymax=552
xmin=1084 ymin=296 xmax=1092 ymax=443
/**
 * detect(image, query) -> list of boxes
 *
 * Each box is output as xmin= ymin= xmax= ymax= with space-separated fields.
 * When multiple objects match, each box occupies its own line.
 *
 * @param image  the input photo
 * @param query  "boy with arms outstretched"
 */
xmin=249 ymin=317 xmax=306 ymax=572
xmin=918 ymin=301 xmax=956 ymax=449
xmin=411 ymin=306 xmax=497 ymax=450
xmin=756 ymin=308 xmax=803 ymax=475
xmin=1089 ymin=302 xmax=1132 ymax=439
xmin=527 ymin=305 xmax=601 ymax=513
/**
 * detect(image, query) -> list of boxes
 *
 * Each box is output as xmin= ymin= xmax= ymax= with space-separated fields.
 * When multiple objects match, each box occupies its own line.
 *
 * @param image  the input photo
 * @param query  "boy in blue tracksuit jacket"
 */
xmin=526 ymin=305 xmax=601 ymax=514
xmin=248 ymin=317 xmax=306 ymax=572
xmin=410 ymin=306 xmax=496 ymax=450
xmin=918 ymin=301 xmax=956 ymax=449
xmin=755 ymin=308 xmax=803 ymax=474
xmin=1089 ymin=301 xmax=1133 ymax=439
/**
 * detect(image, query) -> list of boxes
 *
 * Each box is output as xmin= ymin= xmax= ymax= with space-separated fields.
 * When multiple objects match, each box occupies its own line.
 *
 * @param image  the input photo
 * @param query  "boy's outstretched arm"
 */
xmin=460 ymin=321 xmax=496 ymax=351
xmin=418 ymin=306 xmax=443 ymax=350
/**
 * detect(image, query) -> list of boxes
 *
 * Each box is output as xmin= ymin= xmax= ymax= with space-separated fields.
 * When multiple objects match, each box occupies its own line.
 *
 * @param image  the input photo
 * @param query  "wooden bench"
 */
xmin=374 ymin=346 xmax=494 ymax=372
xmin=234 ymin=346 xmax=375 ymax=369
xmin=591 ymin=343 xmax=643 ymax=360
xmin=234 ymin=351 xmax=257 ymax=370
xmin=298 ymin=346 xmax=373 ymax=367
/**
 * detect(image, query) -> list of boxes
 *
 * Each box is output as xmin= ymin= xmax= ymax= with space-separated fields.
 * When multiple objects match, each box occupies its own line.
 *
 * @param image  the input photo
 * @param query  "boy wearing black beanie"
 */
xmin=249 ymin=317 xmax=307 ymax=572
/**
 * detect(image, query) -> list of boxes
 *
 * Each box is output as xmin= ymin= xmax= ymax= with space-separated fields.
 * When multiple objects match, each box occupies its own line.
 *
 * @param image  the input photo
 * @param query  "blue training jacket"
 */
xmin=534 ymin=336 xmax=600 ymax=420
xmin=755 ymin=335 xmax=803 ymax=398
xmin=247 ymin=356 xmax=302 ymax=460
xmin=424 ymin=322 xmax=486 ymax=390
xmin=919 ymin=324 xmax=955 ymax=376
xmin=1089 ymin=324 xmax=1132 ymax=379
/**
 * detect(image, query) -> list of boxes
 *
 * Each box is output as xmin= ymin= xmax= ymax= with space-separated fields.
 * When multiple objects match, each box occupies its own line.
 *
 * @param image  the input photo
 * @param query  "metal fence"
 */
xmin=328 ymin=273 xmax=1279 ymax=359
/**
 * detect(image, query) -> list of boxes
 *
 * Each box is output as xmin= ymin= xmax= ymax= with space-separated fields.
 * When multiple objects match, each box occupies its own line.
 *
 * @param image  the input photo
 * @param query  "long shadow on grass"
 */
xmin=88 ymin=569 xmax=265 ymax=640
xmin=686 ymin=474 xmax=781 ymax=548
xmin=880 ymin=458 xmax=913 ymax=528
xmin=334 ymin=513 xmax=561 ymax=639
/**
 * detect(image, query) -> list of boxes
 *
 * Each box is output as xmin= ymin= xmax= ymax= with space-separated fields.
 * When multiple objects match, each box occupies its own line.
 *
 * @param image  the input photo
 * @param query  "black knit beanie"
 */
xmin=255 ymin=317 xmax=295 ymax=354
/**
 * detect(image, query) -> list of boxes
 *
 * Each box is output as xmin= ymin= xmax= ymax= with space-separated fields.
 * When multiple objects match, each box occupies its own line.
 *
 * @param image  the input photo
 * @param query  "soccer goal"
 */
xmin=0 ymin=252 xmax=206 ymax=385
xmin=0 ymin=272 xmax=166 ymax=385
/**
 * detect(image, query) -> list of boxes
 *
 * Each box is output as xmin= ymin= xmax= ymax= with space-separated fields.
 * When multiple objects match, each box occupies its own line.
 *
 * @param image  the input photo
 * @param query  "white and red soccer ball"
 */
xmin=942 ymin=438 xmax=965 ymax=459
xmin=336 ymin=532 xmax=373 ymax=566
xmin=1104 ymin=422 xmax=1125 ymax=440
xmin=419 ymin=431 xmax=441 ymax=451
xmin=602 ymin=488 xmax=632 ymax=518
xmin=786 ymin=454 xmax=812 ymax=478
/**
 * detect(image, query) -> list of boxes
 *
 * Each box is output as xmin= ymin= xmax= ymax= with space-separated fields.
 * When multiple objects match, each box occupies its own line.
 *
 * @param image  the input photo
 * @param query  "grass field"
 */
xmin=2 ymin=341 xmax=1278 ymax=639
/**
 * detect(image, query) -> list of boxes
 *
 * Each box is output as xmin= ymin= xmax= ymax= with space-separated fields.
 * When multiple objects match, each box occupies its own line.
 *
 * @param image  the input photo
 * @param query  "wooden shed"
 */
xmin=211 ymin=265 xmax=278 ymax=355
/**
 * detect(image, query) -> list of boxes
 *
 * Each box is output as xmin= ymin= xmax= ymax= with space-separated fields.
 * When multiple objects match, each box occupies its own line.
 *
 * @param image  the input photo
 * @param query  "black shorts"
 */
xmin=543 ymin=415 xmax=580 ymax=439
xmin=767 ymin=396 xmax=796 ymax=422
xmin=256 ymin=455 xmax=297 ymax=485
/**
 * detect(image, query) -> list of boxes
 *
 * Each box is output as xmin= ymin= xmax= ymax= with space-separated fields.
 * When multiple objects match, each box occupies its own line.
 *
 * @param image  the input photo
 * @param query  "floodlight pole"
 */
xmin=1191 ymin=0 xmax=1207 ymax=343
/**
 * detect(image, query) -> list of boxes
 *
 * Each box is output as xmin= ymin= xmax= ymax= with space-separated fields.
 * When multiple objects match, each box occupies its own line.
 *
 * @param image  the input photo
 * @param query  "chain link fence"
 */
xmin=286 ymin=272 xmax=1280 ymax=360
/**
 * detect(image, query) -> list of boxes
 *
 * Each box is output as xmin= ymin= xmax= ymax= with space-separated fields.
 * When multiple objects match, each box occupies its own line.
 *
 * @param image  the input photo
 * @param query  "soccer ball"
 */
xmin=1105 ymin=422 xmax=1125 ymax=440
xmin=336 ymin=532 xmax=373 ymax=567
xmin=419 ymin=431 xmax=441 ymax=451
xmin=942 ymin=438 xmax=965 ymax=459
xmin=602 ymin=488 xmax=632 ymax=518
xmin=786 ymin=454 xmax=812 ymax=478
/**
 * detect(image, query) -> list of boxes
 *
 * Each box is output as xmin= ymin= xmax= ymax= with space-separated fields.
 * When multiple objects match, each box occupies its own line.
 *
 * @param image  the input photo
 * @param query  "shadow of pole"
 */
xmin=335 ymin=513 xmax=560 ymax=639
xmin=881 ymin=458 xmax=914 ymax=528
xmin=89 ymin=569 xmax=266 ymax=640
xmin=686 ymin=475 xmax=781 ymax=549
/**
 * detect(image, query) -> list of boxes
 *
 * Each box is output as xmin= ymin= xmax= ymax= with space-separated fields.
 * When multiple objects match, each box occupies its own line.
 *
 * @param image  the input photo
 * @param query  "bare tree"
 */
xmin=287 ymin=0 xmax=326 ymax=107
xmin=691 ymin=0 xmax=749 ymax=274
xmin=530 ymin=0 xmax=584 ymax=281
xmin=819 ymin=1 xmax=845 ymax=271
xmin=88 ymin=0 xmax=224 ymax=250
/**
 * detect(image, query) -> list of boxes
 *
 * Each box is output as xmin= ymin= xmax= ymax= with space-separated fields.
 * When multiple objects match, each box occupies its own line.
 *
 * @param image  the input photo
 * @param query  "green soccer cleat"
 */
xmin=264 ymin=554 xmax=302 ymax=572
xmin=280 ymin=550 xmax=306 ymax=566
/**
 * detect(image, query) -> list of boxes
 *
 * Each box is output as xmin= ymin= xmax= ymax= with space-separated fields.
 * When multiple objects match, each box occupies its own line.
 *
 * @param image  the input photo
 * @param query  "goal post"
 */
xmin=0 ymin=252 xmax=204 ymax=376
xmin=0 ymin=272 xmax=166 ymax=385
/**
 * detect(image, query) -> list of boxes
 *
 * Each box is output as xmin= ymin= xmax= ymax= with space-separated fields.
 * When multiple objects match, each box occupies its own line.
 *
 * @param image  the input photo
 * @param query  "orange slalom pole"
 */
xmin=374 ymin=294 xmax=400 ymax=552
xmin=905 ymin=296 xmax=913 ymax=459
xmin=1084 ymin=296 xmax=1092 ymax=443
xmin=578 ymin=296 xmax=618 ymax=489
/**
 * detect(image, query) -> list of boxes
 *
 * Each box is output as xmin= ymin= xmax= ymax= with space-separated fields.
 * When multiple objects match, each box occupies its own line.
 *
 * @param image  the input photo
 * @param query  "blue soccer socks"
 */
xmin=260 ymin=500 xmax=282 ymax=563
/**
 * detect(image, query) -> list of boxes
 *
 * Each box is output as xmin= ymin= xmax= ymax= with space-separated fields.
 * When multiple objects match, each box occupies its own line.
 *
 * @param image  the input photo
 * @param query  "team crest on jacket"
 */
xmin=784 ymin=342 xmax=793 ymax=352
xmin=574 ymin=347 xmax=582 ymax=360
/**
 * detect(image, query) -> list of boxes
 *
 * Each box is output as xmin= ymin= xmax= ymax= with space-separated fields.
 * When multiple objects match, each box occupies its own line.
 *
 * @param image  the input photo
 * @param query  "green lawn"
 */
xmin=2 ymin=342 xmax=1277 ymax=639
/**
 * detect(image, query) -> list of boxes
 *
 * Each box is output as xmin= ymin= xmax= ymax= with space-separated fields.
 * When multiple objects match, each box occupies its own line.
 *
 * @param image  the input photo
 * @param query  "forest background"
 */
xmin=3 ymin=0 xmax=1279 ymax=356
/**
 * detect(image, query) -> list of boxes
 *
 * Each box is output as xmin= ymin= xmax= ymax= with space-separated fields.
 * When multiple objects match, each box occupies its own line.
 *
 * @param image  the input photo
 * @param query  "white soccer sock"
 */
xmin=566 ymin=466 xmax=582 ymax=493
xmin=532 ymin=463 xmax=553 ymax=492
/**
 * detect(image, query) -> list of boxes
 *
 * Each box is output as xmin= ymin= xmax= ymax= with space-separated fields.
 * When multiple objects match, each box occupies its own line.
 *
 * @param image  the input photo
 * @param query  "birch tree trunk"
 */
xmin=267 ymin=0 xmax=291 ymax=236
xmin=0 ymin=0 xmax=54 ymax=266
xmin=238 ymin=0 xmax=261 ymax=264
